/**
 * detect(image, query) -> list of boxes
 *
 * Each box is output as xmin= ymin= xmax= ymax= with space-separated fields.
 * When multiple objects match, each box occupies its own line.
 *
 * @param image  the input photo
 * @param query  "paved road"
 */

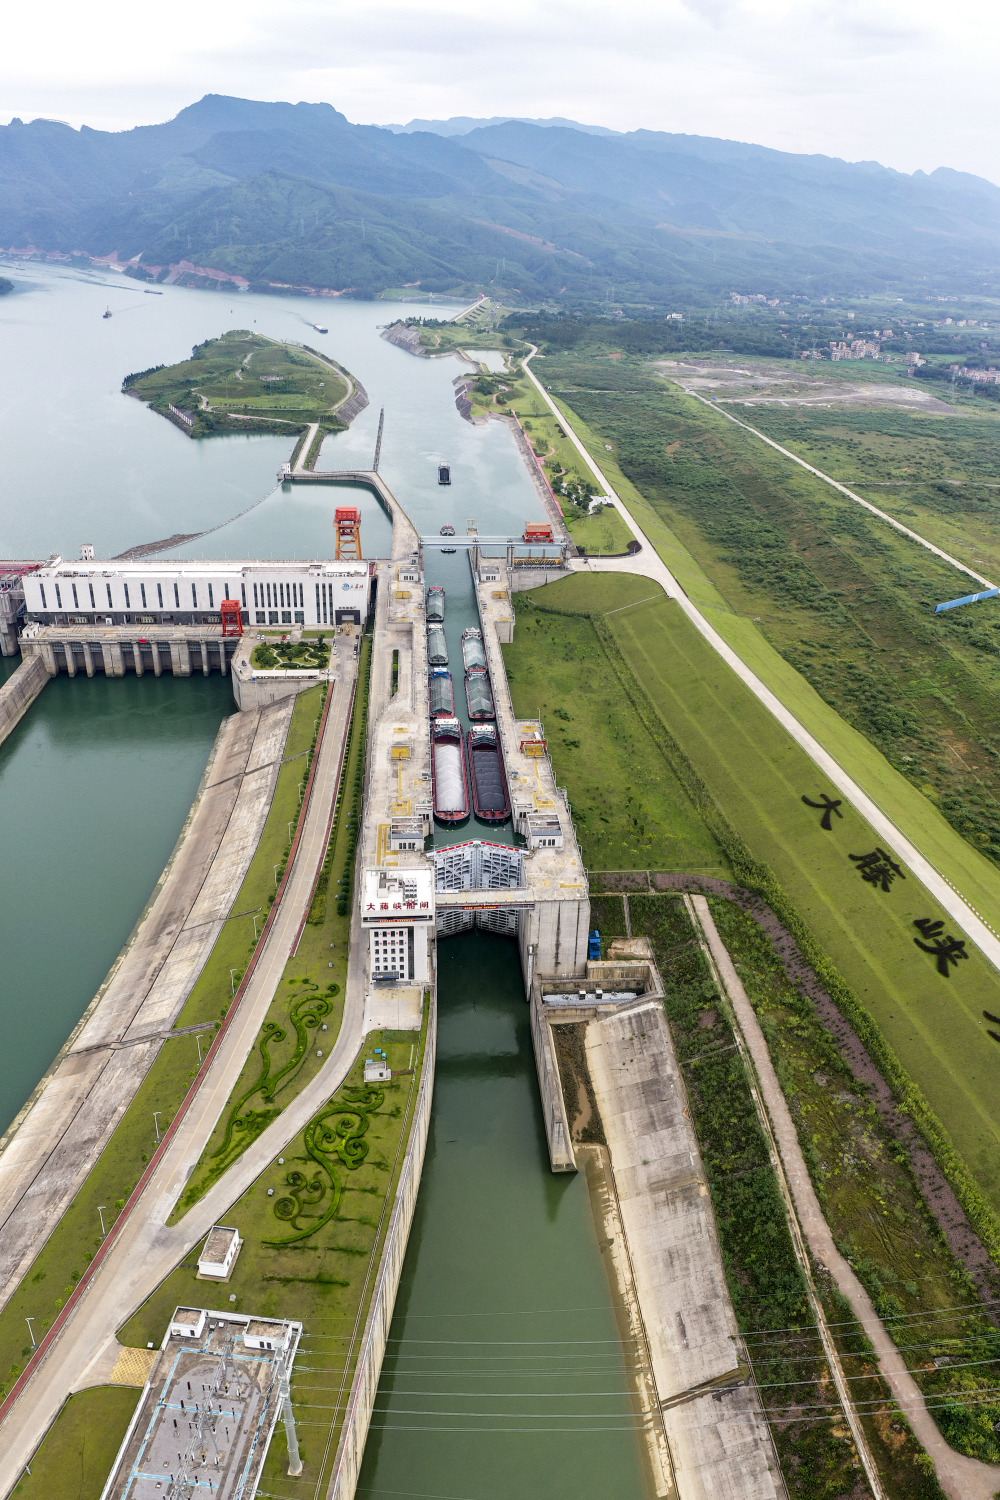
xmin=691 ymin=894 xmax=1000 ymax=1500
xmin=0 ymin=653 xmax=369 ymax=1492
xmin=520 ymin=350 xmax=1000 ymax=978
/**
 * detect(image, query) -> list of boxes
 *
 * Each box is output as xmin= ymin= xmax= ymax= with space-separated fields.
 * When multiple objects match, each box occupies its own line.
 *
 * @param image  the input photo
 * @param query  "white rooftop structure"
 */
xmin=23 ymin=556 xmax=370 ymax=630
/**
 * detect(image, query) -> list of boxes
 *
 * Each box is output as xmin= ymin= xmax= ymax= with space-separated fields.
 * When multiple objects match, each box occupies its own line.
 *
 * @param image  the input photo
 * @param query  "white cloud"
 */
xmin=0 ymin=0 xmax=997 ymax=180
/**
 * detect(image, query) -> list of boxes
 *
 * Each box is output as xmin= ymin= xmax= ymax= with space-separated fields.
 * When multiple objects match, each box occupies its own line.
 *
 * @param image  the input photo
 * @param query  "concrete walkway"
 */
xmin=586 ymin=1001 xmax=785 ymax=1500
xmin=0 ymin=658 xmax=368 ymax=1492
xmin=520 ymin=351 xmax=1000 ymax=979
xmin=689 ymin=895 xmax=1000 ymax=1500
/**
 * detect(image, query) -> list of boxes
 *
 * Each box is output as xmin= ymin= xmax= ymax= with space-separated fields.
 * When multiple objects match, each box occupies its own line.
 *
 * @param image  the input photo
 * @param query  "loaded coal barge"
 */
xmin=466 ymin=724 xmax=510 ymax=824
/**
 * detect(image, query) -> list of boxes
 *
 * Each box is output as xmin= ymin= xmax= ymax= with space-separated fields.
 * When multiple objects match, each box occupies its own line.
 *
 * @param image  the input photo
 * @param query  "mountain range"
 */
xmin=3 ymin=94 xmax=999 ymax=306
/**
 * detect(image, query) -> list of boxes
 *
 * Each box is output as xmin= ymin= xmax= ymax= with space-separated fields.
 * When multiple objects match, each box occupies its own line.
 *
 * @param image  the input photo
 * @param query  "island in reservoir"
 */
xmin=123 ymin=329 xmax=368 ymax=439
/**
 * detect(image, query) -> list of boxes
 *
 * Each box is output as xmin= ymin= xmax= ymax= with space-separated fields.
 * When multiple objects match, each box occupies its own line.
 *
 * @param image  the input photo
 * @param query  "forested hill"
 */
xmin=3 ymin=94 xmax=1000 ymax=306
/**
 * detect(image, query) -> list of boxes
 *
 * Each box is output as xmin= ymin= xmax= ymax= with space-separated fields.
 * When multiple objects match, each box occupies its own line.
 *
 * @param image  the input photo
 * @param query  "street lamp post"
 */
xmin=97 ymin=1205 xmax=108 ymax=1237
xmin=274 ymin=865 xmax=280 ymax=888
xmin=253 ymin=914 xmax=260 ymax=941
xmin=196 ymin=1033 xmax=204 ymax=1065
xmin=25 ymin=1317 xmax=36 ymax=1349
xmin=152 ymin=1112 xmax=162 ymax=1144
xmin=230 ymin=968 xmax=239 ymax=996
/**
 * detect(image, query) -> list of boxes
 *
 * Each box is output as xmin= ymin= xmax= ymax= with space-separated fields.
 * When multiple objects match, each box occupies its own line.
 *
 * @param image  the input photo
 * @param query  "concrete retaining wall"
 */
xmin=529 ymin=995 xmax=577 ymax=1172
xmin=327 ymin=994 xmax=437 ymax=1500
xmin=0 ymin=655 xmax=48 ymax=750
xmin=508 ymin=566 xmax=570 ymax=593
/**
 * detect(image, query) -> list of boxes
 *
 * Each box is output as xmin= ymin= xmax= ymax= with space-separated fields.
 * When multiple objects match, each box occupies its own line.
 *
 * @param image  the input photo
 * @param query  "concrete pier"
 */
xmin=0 ymin=655 xmax=49 ymax=751
xmin=19 ymin=623 xmax=241 ymax=681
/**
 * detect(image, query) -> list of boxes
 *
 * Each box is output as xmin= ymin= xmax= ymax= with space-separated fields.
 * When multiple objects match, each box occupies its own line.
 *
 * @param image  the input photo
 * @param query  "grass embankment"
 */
xmin=632 ymin=893 xmax=945 ymax=1499
xmin=124 ymin=330 xmax=351 ymax=438
xmin=120 ymin=1019 xmax=428 ymax=1498
xmin=520 ymin=572 xmax=1000 ymax=1228
xmin=0 ymin=689 xmax=323 ymax=1399
xmin=172 ymin=641 xmax=371 ymax=1216
xmin=501 ymin=581 xmax=726 ymax=875
xmin=710 ymin=898 xmax=1000 ymax=1461
xmin=11 ymin=1387 xmax=140 ymax=1500
xmin=536 ymin=353 xmax=1000 ymax=876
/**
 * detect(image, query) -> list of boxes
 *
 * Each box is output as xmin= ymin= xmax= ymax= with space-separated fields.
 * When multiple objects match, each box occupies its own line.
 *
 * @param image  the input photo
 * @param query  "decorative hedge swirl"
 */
xmin=266 ymin=1083 xmax=385 ymax=1245
xmin=212 ymin=980 xmax=339 ymax=1164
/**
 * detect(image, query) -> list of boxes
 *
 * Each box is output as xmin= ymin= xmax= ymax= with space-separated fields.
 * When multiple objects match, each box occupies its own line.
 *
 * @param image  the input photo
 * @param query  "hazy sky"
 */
xmin=3 ymin=0 xmax=998 ymax=181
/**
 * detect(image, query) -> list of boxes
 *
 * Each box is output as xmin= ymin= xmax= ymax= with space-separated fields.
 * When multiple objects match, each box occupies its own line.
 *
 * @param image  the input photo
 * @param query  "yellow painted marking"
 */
xmin=110 ymin=1346 xmax=157 ymax=1387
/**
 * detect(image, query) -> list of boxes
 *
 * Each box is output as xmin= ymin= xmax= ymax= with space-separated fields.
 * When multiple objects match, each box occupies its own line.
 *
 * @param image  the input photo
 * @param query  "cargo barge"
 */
xmin=466 ymin=724 xmax=510 ymax=824
xmin=429 ymin=668 xmax=455 ymax=718
xmin=426 ymin=585 xmax=445 ymax=622
xmin=431 ymin=716 xmax=469 ymax=824
xmin=465 ymin=666 xmax=495 ymax=721
xmin=427 ymin=624 xmax=449 ymax=666
xmin=461 ymin=626 xmax=487 ymax=672
xmin=440 ymin=524 xmax=457 ymax=554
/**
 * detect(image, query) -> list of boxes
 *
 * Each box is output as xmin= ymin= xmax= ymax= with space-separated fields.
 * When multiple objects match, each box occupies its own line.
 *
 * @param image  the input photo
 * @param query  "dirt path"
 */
xmin=689 ymin=894 xmax=1000 ymax=1500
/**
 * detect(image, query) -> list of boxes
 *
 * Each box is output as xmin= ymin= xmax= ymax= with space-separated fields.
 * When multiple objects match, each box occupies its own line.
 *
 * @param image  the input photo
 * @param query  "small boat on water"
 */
xmin=427 ymin=624 xmax=449 ymax=666
xmin=438 ymin=463 xmax=451 ymax=486
xmin=102 ymin=306 xmax=112 ymax=319
xmin=461 ymin=626 xmax=487 ymax=672
xmin=313 ymin=323 xmax=328 ymax=333
xmin=440 ymin=524 xmax=456 ymax=555
xmin=465 ymin=666 xmax=495 ymax=721
xmin=432 ymin=716 xmax=469 ymax=823
xmin=144 ymin=289 xmax=163 ymax=295
xmin=429 ymin=668 xmax=455 ymax=718
xmin=467 ymin=724 xmax=510 ymax=824
xmin=426 ymin=585 xmax=445 ymax=622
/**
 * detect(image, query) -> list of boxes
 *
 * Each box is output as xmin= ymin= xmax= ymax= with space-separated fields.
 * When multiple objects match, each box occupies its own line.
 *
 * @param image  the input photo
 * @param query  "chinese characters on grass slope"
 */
xmin=801 ymin=793 xmax=969 ymax=979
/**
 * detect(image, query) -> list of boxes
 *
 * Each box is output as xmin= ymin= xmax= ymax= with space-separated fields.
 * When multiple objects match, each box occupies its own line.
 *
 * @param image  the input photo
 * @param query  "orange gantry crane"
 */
xmin=335 ymin=506 xmax=363 ymax=562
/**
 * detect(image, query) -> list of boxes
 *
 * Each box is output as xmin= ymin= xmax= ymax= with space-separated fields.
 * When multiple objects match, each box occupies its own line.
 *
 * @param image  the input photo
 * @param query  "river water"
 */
xmin=0 ymin=264 xmax=644 ymax=1493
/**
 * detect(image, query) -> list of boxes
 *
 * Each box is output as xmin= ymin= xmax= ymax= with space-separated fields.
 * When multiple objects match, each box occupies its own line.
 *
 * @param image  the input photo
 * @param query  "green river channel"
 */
xmin=0 ymin=263 xmax=647 ymax=1496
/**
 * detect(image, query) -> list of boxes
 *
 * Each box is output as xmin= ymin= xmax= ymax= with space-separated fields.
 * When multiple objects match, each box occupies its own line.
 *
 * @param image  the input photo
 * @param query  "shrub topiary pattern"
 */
xmin=266 ymin=1083 xmax=385 ymax=1245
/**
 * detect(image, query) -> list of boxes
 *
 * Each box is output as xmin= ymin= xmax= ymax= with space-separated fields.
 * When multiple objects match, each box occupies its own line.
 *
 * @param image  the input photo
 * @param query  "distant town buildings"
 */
xmin=829 ymin=339 xmax=881 ymax=360
xmin=729 ymin=292 xmax=783 ymax=307
xmin=950 ymin=365 xmax=1000 ymax=384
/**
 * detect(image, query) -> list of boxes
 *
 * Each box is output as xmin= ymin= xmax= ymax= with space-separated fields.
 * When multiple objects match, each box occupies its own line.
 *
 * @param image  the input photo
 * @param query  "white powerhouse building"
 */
xmin=22 ymin=557 xmax=370 ymax=629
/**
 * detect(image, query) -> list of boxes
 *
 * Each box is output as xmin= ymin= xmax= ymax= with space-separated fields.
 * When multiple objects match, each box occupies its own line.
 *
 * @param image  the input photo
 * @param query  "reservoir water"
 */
xmin=0 ymin=264 xmax=645 ymax=1491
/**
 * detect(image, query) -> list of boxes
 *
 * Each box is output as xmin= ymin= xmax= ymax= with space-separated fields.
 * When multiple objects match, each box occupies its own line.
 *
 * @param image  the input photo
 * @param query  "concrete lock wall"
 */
xmin=529 ymin=995 xmax=577 ymax=1173
xmin=0 ymin=655 xmax=49 ymax=751
xmin=326 ymin=993 xmax=436 ymax=1500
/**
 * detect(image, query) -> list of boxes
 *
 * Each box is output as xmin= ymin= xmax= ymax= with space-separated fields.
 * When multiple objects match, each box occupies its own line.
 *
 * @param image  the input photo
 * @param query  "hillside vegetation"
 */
xmin=6 ymin=94 xmax=1000 ymax=304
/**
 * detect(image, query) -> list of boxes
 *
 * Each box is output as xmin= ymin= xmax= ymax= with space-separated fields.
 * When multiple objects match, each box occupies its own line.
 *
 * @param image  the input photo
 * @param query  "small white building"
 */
xmin=243 ymin=1319 xmax=292 ymax=1352
xmin=197 ymin=1224 xmax=243 ymax=1281
xmin=170 ymin=1307 xmax=207 ymax=1340
xmin=22 ymin=557 xmax=370 ymax=630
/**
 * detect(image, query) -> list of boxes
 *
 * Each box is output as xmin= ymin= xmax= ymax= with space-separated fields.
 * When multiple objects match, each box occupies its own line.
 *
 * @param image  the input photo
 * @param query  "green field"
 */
xmin=11 ymin=1387 xmax=140 ymax=1500
xmin=502 ymin=579 xmax=726 ymax=875
xmin=518 ymin=571 xmax=1000 ymax=1218
xmin=532 ymin=354 xmax=1000 ymax=875
xmin=125 ymin=330 xmax=353 ymax=437
xmin=563 ymin=502 xmax=633 ymax=554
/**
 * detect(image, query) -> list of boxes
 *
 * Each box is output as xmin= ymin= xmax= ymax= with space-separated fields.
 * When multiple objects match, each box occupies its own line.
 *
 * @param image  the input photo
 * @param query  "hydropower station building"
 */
xmin=21 ymin=557 xmax=370 ymax=631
